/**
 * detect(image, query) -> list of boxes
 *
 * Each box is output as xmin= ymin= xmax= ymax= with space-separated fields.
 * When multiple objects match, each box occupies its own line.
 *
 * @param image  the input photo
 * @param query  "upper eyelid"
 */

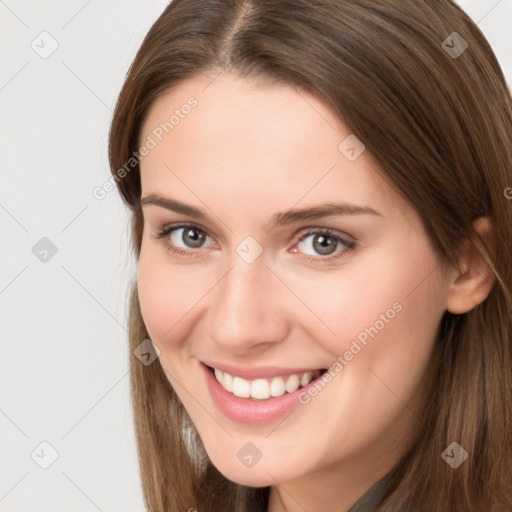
xmin=157 ymin=223 xmax=217 ymax=245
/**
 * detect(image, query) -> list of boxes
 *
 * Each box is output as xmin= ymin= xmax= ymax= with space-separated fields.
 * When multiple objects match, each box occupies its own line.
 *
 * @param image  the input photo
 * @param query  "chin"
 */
xmin=208 ymin=454 xmax=301 ymax=488
xmin=219 ymin=467 xmax=275 ymax=488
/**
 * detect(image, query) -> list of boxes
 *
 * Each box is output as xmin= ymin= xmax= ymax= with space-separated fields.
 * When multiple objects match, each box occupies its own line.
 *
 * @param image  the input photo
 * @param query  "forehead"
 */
xmin=138 ymin=73 xmax=408 ymax=222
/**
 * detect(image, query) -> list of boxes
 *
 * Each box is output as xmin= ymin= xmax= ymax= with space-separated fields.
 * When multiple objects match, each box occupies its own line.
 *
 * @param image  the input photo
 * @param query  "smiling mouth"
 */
xmin=207 ymin=365 xmax=328 ymax=400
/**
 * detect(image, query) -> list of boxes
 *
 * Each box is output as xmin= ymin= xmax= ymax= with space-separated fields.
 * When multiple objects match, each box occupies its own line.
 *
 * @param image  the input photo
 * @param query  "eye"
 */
xmin=170 ymin=226 xmax=210 ymax=249
xmin=152 ymin=223 xmax=215 ymax=256
xmin=293 ymin=229 xmax=355 ymax=261
xmin=152 ymin=223 xmax=355 ymax=262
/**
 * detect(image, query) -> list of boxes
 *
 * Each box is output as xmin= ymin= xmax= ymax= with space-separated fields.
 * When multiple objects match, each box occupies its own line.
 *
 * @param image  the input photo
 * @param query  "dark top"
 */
xmin=346 ymin=474 xmax=391 ymax=512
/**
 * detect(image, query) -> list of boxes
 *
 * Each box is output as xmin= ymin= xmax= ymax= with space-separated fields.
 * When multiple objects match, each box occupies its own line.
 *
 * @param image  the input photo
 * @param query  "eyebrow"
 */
xmin=140 ymin=193 xmax=382 ymax=227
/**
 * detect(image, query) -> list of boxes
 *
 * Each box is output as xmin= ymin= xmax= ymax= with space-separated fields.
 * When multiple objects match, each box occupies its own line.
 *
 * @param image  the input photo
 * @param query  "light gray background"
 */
xmin=1 ymin=1 xmax=510 ymax=511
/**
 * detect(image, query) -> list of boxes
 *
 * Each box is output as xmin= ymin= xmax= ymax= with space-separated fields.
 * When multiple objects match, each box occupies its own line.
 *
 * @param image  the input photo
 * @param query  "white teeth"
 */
xmin=213 ymin=367 xmax=320 ymax=400
xmin=284 ymin=374 xmax=300 ymax=393
xmin=251 ymin=379 xmax=270 ymax=399
xmin=223 ymin=372 xmax=233 ymax=392
xmin=270 ymin=377 xmax=285 ymax=397
xmin=301 ymin=371 xmax=313 ymax=387
xmin=232 ymin=376 xmax=251 ymax=398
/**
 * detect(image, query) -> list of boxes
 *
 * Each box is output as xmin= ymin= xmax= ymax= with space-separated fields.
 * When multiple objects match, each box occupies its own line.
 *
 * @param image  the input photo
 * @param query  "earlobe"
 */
xmin=445 ymin=217 xmax=496 ymax=315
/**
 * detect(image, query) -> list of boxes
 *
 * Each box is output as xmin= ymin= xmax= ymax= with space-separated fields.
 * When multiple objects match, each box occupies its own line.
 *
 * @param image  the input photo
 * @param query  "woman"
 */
xmin=108 ymin=0 xmax=512 ymax=510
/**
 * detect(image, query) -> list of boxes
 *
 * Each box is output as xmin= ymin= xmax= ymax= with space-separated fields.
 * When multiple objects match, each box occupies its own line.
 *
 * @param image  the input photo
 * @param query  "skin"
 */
xmin=136 ymin=72 xmax=495 ymax=512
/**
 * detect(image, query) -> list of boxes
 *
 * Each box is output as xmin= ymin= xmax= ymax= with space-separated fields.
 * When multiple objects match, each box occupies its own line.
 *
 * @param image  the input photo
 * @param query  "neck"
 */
xmin=267 ymin=410 xmax=417 ymax=512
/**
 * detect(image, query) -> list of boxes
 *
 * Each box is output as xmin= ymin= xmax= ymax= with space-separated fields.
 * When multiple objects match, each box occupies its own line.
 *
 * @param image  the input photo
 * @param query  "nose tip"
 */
xmin=206 ymin=258 xmax=289 ymax=353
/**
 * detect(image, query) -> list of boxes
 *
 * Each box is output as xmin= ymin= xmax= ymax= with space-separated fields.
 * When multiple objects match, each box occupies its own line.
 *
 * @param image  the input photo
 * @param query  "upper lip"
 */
xmin=201 ymin=360 xmax=325 ymax=380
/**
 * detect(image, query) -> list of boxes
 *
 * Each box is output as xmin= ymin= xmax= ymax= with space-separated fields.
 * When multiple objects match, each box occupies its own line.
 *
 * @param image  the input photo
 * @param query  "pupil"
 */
xmin=313 ymin=234 xmax=336 ymax=255
xmin=184 ymin=228 xmax=205 ymax=248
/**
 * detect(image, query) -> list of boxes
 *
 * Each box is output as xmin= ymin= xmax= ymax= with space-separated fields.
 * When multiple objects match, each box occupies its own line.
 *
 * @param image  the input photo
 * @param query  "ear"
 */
xmin=445 ymin=216 xmax=496 ymax=314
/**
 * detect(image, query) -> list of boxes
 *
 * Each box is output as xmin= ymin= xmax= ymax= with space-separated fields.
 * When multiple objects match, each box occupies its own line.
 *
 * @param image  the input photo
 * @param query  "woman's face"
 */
xmin=137 ymin=73 xmax=452 ymax=490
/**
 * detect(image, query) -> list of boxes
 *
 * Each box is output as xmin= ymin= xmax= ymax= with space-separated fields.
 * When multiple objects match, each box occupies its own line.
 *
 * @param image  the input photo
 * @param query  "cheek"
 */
xmin=137 ymin=241 xmax=220 ymax=352
xmin=137 ymin=244 xmax=194 ymax=345
xmin=317 ymin=246 xmax=444 ymax=424
xmin=286 ymin=245 xmax=438 ymax=358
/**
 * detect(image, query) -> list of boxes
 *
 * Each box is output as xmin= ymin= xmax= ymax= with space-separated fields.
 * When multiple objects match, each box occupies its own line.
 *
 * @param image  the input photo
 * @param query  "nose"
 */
xmin=206 ymin=253 xmax=290 ymax=354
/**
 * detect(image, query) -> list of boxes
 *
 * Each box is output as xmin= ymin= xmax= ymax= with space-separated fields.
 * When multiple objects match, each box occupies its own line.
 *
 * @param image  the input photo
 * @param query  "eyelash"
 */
xmin=151 ymin=222 xmax=356 ymax=263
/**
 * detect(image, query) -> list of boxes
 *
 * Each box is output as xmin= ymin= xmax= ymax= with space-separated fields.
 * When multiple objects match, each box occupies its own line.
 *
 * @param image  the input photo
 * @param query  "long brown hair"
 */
xmin=108 ymin=1 xmax=512 ymax=510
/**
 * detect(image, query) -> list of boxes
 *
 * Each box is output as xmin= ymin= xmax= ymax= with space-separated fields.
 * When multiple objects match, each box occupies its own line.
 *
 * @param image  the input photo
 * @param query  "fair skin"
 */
xmin=136 ymin=72 xmax=494 ymax=512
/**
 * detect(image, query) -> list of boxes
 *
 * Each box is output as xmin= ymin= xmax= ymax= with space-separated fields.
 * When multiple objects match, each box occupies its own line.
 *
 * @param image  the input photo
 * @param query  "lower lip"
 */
xmin=201 ymin=362 xmax=323 ymax=426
